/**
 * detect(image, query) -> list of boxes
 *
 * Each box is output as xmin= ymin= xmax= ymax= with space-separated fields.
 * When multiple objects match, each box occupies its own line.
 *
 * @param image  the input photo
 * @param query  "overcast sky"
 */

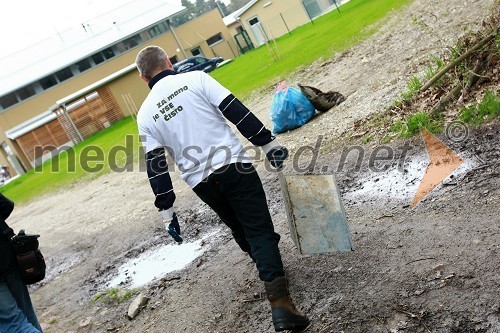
xmin=0 ymin=0 xmax=183 ymax=54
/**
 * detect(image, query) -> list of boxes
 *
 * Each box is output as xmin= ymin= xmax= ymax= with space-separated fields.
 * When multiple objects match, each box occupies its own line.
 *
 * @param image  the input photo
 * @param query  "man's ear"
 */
xmin=166 ymin=58 xmax=173 ymax=69
xmin=140 ymin=73 xmax=149 ymax=83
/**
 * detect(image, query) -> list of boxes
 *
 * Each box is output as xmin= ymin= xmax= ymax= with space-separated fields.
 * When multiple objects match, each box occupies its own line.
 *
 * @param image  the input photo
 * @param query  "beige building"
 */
xmin=0 ymin=0 xmax=341 ymax=175
xmin=225 ymin=0 xmax=340 ymax=50
xmin=0 ymin=8 xmax=238 ymax=174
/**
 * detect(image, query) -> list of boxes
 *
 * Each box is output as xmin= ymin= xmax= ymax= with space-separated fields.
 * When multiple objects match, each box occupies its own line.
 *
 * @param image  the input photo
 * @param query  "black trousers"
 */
xmin=193 ymin=163 xmax=284 ymax=282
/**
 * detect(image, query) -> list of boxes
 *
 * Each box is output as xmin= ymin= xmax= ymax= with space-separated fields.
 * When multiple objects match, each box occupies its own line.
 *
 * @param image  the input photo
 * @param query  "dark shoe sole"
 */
xmin=273 ymin=318 xmax=310 ymax=332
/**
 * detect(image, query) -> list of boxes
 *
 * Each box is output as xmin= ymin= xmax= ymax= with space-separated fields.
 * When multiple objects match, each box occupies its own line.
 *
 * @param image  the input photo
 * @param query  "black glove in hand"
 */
xmin=266 ymin=146 xmax=289 ymax=168
xmin=166 ymin=213 xmax=183 ymax=243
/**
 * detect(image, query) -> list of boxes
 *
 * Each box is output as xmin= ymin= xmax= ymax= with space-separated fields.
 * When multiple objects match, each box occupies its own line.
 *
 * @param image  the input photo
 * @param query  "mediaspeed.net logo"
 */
xmin=410 ymin=122 xmax=467 ymax=208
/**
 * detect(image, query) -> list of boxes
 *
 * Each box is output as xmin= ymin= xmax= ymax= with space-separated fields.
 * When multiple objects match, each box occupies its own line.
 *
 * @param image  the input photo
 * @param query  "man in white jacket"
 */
xmin=135 ymin=45 xmax=309 ymax=331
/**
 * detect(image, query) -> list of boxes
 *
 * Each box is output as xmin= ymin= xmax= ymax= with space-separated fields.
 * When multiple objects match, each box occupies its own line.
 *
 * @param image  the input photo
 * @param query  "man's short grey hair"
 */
xmin=135 ymin=45 xmax=168 ymax=80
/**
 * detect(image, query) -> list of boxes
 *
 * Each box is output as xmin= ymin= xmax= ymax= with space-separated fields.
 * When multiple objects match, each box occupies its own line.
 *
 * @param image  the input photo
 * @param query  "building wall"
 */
xmin=226 ymin=21 xmax=241 ymax=37
xmin=0 ymin=52 xmax=141 ymax=173
xmin=168 ymin=9 xmax=239 ymax=60
xmin=0 ymin=8 xmax=237 ymax=173
xmin=16 ymin=119 xmax=70 ymax=163
xmin=238 ymin=0 xmax=310 ymax=47
xmin=0 ymin=54 xmax=139 ymax=132
xmin=107 ymin=68 xmax=150 ymax=118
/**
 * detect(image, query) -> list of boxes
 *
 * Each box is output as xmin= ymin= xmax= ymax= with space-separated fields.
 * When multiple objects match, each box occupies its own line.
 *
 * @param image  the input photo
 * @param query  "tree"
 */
xmin=217 ymin=1 xmax=230 ymax=16
xmin=170 ymin=0 xmax=196 ymax=26
xmin=169 ymin=0 xmax=223 ymax=26
xmin=227 ymin=0 xmax=251 ymax=14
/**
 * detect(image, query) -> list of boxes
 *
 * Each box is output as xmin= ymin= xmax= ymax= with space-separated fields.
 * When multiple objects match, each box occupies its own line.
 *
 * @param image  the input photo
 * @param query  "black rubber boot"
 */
xmin=264 ymin=276 xmax=310 ymax=331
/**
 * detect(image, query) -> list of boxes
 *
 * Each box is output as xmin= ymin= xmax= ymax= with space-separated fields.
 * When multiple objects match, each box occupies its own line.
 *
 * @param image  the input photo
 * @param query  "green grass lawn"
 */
xmin=212 ymin=0 xmax=413 ymax=98
xmin=1 ymin=0 xmax=413 ymax=204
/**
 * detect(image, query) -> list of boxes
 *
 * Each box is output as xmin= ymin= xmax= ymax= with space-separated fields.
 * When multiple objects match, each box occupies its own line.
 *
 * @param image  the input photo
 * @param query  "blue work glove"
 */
xmin=167 ymin=213 xmax=183 ymax=243
xmin=160 ymin=209 xmax=183 ymax=243
xmin=266 ymin=146 xmax=289 ymax=169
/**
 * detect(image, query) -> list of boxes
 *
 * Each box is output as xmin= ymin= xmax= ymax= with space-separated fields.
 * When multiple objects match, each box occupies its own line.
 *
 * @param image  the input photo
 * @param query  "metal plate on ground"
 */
xmin=279 ymin=173 xmax=353 ymax=254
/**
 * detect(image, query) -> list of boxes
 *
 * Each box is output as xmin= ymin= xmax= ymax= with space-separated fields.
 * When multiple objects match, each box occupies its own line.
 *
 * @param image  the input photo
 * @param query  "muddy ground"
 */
xmin=6 ymin=0 xmax=499 ymax=332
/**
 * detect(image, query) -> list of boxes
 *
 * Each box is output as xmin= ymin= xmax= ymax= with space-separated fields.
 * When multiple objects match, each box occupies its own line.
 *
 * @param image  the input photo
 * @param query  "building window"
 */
xmin=40 ymin=75 xmax=58 ymax=90
xmin=125 ymin=34 xmax=142 ymax=49
xmin=147 ymin=26 xmax=162 ymax=38
xmin=207 ymin=33 xmax=224 ymax=47
xmin=102 ymin=47 xmax=115 ymax=59
xmin=115 ymin=42 xmax=127 ymax=53
xmin=191 ymin=47 xmax=203 ymax=56
xmin=55 ymin=67 xmax=73 ymax=82
xmin=248 ymin=17 xmax=259 ymax=25
xmin=76 ymin=58 xmax=92 ymax=73
xmin=139 ymin=30 xmax=150 ymax=42
xmin=302 ymin=0 xmax=322 ymax=18
xmin=0 ymin=93 xmax=18 ymax=109
xmin=16 ymin=85 xmax=36 ymax=101
xmin=92 ymin=52 xmax=105 ymax=65
xmin=170 ymin=55 xmax=179 ymax=64
xmin=116 ymin=35 xmax=142 ymax=53
xmin=158 ymin=21 xmax=170 ymax=34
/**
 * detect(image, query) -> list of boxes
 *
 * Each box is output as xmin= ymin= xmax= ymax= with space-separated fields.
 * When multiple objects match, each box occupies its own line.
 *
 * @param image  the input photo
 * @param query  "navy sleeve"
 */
xmin=146 ymin=148 xmax=176 ymax=211
xmin=218 ymin=94 xmax=275 ymax=146
xmin=0 ymin=194 xmax=14 ymax=220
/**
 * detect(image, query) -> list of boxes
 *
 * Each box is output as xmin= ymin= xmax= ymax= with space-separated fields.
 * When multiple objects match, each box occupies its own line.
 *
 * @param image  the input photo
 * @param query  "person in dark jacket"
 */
xmin=0 ymin=194 xmax=42 ymax=332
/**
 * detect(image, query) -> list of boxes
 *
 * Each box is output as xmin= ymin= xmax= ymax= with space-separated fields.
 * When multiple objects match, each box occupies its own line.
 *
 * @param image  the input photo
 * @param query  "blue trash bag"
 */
xmin=270 ymin=82 xmax=316 ymax=134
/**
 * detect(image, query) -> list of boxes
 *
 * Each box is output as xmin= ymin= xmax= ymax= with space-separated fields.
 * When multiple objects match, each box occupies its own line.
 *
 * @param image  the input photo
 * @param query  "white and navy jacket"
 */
xmin=137 ymin=70 xmax=279 ymax=216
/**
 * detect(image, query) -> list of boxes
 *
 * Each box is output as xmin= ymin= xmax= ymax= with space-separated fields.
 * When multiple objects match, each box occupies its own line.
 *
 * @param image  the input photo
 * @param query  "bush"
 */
xmin=392 ymin=112 xmax=443 ymax=138
xmin=459 ymin=90 xmax=500 ymax=125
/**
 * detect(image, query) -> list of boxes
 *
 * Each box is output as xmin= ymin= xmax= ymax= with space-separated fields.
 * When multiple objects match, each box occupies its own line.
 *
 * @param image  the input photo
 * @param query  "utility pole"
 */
xmin=216 ymin=1 xmax=226 ymax=17
xmin=166 ymin=19 xmax=188 ymax=58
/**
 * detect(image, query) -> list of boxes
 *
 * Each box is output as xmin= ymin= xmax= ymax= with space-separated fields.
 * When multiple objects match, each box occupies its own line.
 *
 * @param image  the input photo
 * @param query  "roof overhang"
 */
xmin=223 ymin=0 xmax=260 ymax=26
xmin=57 ymin=63 xmax=137 ymax=106
xmin=5 ymin=110 xmax=57 ymax=140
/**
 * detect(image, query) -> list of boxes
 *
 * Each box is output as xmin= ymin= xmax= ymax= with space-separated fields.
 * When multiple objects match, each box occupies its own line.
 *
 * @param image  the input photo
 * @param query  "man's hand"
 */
xmin=266 ymin=146 xmax=289 ymax=169
xmin=161 ymin=210 xmax=183 ymax=243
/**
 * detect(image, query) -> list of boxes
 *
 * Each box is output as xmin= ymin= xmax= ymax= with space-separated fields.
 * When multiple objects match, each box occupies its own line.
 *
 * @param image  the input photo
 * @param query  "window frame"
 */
xmin=0 ymin=93 xmax=19 ymax=110
xmin=206 ymin=33 xmax=224 ymax=47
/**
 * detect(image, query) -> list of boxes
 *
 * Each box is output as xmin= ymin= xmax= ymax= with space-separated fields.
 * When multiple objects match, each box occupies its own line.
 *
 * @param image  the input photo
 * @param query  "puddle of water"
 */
xmin=107 ymin=230 xmax=218 ymax=289
xmin=344 ymin=152 xmax=476 ymax=203
xmin=344 ymin=155 xmax=426 ymax=202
